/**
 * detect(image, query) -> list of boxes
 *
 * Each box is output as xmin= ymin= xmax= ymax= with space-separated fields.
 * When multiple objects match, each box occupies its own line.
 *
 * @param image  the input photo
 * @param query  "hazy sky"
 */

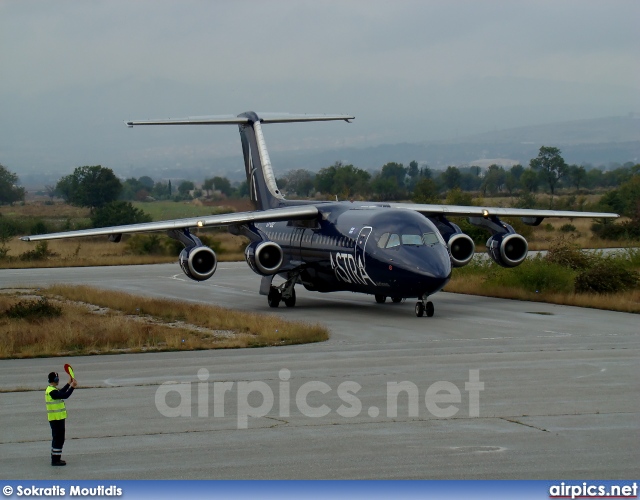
xmin=1 ymin=0 xmax=638 ymax=180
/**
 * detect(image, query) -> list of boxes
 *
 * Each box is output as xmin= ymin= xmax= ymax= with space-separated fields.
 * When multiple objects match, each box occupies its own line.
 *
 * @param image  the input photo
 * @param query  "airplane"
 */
xmin=21 ymin=111 xmax=619 ymax=317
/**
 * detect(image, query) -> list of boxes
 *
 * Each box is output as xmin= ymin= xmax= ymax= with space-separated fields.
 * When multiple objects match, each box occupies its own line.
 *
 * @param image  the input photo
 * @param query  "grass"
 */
xmin=444 ymin=246 xmax=640 ymax=313
xmin=0 ymin=231 xmax=247 ymax=269
xmin=0 ymin=286 xmax=329 ymax=359
xmin=130 ymin=200 xmax=237 ymax=221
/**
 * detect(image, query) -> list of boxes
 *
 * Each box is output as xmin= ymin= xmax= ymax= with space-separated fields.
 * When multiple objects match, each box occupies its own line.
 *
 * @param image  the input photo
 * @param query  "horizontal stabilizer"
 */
xmin=126 ymin=113 xmax=354 ymax=127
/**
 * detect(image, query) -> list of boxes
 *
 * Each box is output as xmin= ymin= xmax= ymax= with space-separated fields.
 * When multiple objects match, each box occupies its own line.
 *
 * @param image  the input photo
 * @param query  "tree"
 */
xmin=412 ymin=178 xmax=439 ymax=204
xmin=481 ymin=164 xmax=506 ymax=196
xmin=504 ymin=172 xmax=518 ymax=196
xmin=45 ymin=185 xmax=57 ymax=201
xmin=283 ymin=169 xmax=315 ymax=197
xmin=567 ymin=165 xmax=587 ymax=193
xmin=379 ymin=162 xmax=407 ymax=187
xmin=520 ymin=168 xmax=539 ymax=193
xmin=91 ymin=201 xmax=152 ymax=228
xmin=314 ymin=162 xmax=371 ymax=198
xmin=56 ymin=165 xmax=121 ymax=208
xmin=0 ymin=164 xmax=26 ymax=204
xmin=138 ymin=176 xmax=155 ymax=190
xmin=152 ymin=181 xmax=171 ymax=200
xmin=529 ymin=146 xmax=567 ymax=204
xmin=442 ymin=166 xmax=462 ymax=190
xmin=445 ymin=187 xmax=473 ymax=206
xmin=212 ymin=176 xmax=232 ymax=196
xmin=178 ymin=180 xmax=195 ymax=196
xmin=332 ymin=165 xmax=370 ymax=198
xmin=510 ymin=164 xmax=524 ymax=181
xmin=202 ymin=178 xmax=215 ymax=197
xmin=407 ymin=160 xmax=420 ymax=190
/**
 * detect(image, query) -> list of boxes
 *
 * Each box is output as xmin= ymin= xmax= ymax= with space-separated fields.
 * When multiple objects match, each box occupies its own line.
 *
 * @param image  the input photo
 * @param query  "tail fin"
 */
xmin=237 ymin=112 xmax=285 ymax=210
xmin=126 ymin=111 xmax=354 ymax=211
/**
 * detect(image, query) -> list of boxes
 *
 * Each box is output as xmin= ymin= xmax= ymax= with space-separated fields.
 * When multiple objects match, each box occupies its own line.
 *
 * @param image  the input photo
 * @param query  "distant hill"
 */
xmin=451 ymin=114 xmax=640 ymax=145
xmin=18 ymin=115 xmax=640 ymax=188
xmin=265 ymin=114 xmax=640 ymax=174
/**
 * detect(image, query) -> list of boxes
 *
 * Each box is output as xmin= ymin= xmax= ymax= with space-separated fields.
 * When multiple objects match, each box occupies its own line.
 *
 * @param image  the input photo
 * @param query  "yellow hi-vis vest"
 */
xmin=45 ymin=385 xmax=67 ymax=421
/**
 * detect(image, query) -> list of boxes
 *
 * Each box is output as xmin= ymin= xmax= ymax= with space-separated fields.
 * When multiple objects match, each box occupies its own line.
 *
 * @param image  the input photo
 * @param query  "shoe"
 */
xmin=51 ymin=460 xmax=66 ymax=466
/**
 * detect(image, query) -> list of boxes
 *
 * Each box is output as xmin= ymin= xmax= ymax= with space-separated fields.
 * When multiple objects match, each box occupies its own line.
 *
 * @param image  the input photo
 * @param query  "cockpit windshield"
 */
xmin=377 ymin=231 xmax=444 ymax=248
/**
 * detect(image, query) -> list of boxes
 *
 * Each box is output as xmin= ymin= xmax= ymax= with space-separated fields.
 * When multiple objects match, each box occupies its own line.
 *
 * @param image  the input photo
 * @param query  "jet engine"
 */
xmin=179 ymin=244 xmax=218 ymax=281
xmin=486 ymin=233 xmax=528 ymax=268
xmin=245 ymin=241 xmax=283 ymax=276
xmin=447 ymin=233 xmax=475 ymax=268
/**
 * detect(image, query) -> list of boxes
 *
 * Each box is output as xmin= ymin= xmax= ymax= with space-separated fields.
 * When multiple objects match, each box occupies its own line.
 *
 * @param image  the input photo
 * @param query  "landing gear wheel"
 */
xmin=391 ymin=297 xmax=402 ymax=303
xmin=284 ymin=288 xmax=296 ymax=308
xmin=426 ymin=301 xmax=434 ymax=317
xmin=267 ymin=287 xmax=281 ymax=308
xmin=415 ymin=301 xmax=424 ymax=317
xmin=375 ymin=294 xmax=386 ymax=304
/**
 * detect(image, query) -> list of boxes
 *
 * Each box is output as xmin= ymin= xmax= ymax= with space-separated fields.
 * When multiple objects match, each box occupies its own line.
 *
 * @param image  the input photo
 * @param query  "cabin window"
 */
xmin=378 ymin=233 xmax=389 ymax=248
xmin=401 ymin=234 xmax=423 ymax=246
xmin=422 ymin=232 xmax=440 ymax=246
xmin=386 ymin=234 xmax=400 ymax=248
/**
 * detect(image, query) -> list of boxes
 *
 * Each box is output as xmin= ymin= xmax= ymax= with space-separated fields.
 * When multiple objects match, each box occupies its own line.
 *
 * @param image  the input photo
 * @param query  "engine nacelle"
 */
xmin=179 ymin=245 xmax=218 ymax=281
xmin=447 ymin=233 xmax=475 ymax=268
xmin=486 ymin=233 xmax=528 ymax=268
xmin=245 ymin=241 xmax=283 ymax=276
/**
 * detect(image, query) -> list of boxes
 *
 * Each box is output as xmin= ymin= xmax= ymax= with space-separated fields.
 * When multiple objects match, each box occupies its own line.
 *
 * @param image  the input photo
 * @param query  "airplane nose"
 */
xmin=417 ymin=245 xmax=452 ymax=280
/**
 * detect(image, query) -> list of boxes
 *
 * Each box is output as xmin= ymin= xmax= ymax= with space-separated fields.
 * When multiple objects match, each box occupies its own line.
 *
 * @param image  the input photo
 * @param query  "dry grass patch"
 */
xmin=1 ymin=231 xmax=247 ymax=269
xmin=445 ymin=272 xmax=640 ymax=314
xmin=0 ymin=287 xmax=329 ymax=359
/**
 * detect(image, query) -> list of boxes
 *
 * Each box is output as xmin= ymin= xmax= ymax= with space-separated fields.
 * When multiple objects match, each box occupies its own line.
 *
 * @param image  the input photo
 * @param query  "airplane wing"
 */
xmin=20 ymin=205 xmax=319 ymax=242
xmin=388 ymin=203 xmax=619 ymax=223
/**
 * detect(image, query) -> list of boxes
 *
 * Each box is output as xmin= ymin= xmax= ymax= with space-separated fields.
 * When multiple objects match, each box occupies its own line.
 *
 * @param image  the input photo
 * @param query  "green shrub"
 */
xmin=19 ymin=241 xmax=58 ymax=261
xmin=126 ymin=232 xmax=224 ymax=256
xmin=575 ymin=260 xmax=639 ymax=294
xmin=592 ymin=219 xmax=640 ymax=241
xmin=5 ymin=297 xmax=62 ymax=319
xmin=544 ymin=223 xmax=555 ymax=232
xmin=30 ymin=220 xmax=50 ymax=235
xmin=126 ymin=234 xmax=166 ymax=255
xmin=559 ymin=223 xmax=577 ymax=233
xmin=545 ymin=237 xmax=593 ymax=270
xmin=486 ymin=257 xmax=576 ymax=294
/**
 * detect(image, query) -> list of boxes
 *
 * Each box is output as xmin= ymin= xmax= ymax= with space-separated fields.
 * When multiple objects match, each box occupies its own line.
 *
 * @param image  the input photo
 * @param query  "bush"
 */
xmin=544 ymin=223 xmax=555 ymax=232
xmin=592 ymin=219 xmax=640 ymax=241
xmin=559 ymin=223 xmax=576 ymax=233
xmin=545 ymin=237 xmax=593 ymax=270
xmin=5 ymin=297 xmax=62 ymax=319
xmin=91 ymin=201 xmax=152 ymax=228
xmin=126 ymin=234 xmax=166 ymax=255
xmin=486 ymin=257 xmax=576 ymax=294
xmin=126 ymin=233 xmax=224 ymax=256
xmin=30 ymin=220 xmax=50 ymax=235
xmin=20 ymin=241 xmax=58 ymax=261
xmin=575 ymin=261 xmax=639 ymax=294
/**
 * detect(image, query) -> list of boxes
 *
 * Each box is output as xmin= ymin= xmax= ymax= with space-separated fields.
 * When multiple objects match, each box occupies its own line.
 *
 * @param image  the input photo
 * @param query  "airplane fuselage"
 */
xmin=254 ymin=202 xmax=453 ymax=299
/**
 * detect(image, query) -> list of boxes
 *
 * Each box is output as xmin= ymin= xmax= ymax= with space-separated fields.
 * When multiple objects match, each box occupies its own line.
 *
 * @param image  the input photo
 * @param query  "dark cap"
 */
xmin=48 ymin=372 xmax=59 ymax=383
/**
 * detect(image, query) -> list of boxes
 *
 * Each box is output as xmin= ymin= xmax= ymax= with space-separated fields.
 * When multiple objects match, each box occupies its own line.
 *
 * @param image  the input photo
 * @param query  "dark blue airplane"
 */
xmin=22 ymin=112 xmax=618 ymax=317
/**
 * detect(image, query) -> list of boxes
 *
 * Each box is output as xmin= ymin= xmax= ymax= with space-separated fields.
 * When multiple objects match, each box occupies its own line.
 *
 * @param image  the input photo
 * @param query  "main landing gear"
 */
xmin=267 ymin=273 xmax=298 ymax=308
xmin=374 ymin=295 xmax=404 ymax=304
xmin=415 ymin=295 xmax=434 ymax=318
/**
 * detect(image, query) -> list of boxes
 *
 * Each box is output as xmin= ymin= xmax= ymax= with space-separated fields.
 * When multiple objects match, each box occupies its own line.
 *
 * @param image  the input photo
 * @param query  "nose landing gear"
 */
xmin=415 ymin=295 xmax=434 ymax=317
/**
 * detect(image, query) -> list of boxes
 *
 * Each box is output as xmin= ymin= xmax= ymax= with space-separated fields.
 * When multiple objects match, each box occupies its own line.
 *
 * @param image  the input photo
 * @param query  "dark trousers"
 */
xmin=49 ymin=419 xmax=66 ymax=459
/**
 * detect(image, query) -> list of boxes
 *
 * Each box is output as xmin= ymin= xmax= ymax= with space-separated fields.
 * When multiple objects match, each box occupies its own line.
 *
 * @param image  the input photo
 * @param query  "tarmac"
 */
xmin=0 ymin=262 xmax=638 ymax=479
